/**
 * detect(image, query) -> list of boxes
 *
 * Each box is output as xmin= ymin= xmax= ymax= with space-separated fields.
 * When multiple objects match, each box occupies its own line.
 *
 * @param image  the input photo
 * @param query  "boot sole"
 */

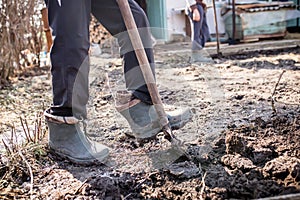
xmin=126 ymin=114 xmax=192 ymax=140
xmin=49 ymin=147 xmax=109 ymax=165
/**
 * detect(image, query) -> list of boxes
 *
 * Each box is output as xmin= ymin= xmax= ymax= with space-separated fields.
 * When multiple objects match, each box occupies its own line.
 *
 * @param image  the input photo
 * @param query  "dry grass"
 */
xmin=0 ymin=111 xmax=48 ymax=199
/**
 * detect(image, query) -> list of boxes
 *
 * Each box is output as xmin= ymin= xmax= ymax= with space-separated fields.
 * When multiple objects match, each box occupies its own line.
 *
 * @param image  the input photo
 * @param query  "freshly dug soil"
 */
xmin=0 ymin=41 xmax=299 ymax=199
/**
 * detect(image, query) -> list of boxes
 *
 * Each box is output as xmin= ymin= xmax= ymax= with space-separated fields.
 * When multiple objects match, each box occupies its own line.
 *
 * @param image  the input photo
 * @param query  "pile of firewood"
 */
xmin=89 ymin=15 xmax=112 ymax=45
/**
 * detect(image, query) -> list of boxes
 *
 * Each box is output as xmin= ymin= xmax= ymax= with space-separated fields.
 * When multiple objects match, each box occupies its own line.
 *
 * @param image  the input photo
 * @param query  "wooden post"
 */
xmin=231 ymin=0 xmax=237 ymax=44
xmin=212 ymin=0 xmax=220 ymax=55
xmin=41 ymin=8 xmax=53 ymax=52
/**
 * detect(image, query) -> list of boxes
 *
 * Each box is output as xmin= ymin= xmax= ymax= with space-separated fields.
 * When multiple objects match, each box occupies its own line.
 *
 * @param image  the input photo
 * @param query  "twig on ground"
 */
xmin=34 ymin=114 xmax=38 ymax=143
xmin=2 ymin=139 xmax=12 ymax=155
xmin=200 ymin=172 xmax=207 ymax=200
xmin=11 ymin=123 xmax=20 ymax=152
xmin=24 ymin=118 xmax=33 ymax=142
xmin=74 ymin=179 xmax=88 ymax=195
xmin=13 ymin=125 xmax=18 ymax=148
xmin=123 ymin=193 xmax=132 ymax=200
xmin=123 ymin=178 xmax=147 ymax=200
xmin=10 ymin=125 xmax=14 ymax=144
xmin=20 ymin=117 xmax=31 ymax=143
xmin=37 ymin=112 xmax=42 ymax=142
xmin=271 ymin=70 xmax=286 ymax=113
xmin=18 ymin=150 xmax=33 ymax=199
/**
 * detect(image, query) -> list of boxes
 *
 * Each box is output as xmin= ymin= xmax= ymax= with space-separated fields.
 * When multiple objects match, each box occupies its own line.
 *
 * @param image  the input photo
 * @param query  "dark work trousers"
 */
xmin=45 ymin=0 xmax=155 ymax=119
xmin=188 ymin=4 xmax=210 ymax=50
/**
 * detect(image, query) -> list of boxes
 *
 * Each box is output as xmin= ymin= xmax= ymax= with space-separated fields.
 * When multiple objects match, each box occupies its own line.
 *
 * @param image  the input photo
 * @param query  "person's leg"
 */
xmin=190 ymin=4 xmax=213 ymax=63
xmin=92 ymin=0 xmax=192 ymax=139
xmin=201 ymin=11 xmax=210 ymax=48
xmin=91 ymin=0 xmax=154 ymax=104
xmin=191 ymin=4 xmax=204 ymax=50
xmin=47 ymin=0 xmax=91 ymax=119
xmin=45 ymin=0 xmax=109 ymax=164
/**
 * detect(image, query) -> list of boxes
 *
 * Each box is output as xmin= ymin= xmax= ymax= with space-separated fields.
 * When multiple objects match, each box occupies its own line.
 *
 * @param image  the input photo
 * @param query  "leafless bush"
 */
xmin=0 ymin=0 xmax=45 ymax=85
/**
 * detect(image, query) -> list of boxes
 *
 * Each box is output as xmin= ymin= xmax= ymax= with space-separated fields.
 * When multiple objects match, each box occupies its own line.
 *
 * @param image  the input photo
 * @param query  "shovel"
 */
xmin=117 ymin=0 xmax=188 ymax=155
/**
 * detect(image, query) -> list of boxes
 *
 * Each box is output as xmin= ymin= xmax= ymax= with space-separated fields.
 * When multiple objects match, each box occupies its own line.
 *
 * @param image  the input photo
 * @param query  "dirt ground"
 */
xmin=0 ymin=40 xmax=299 ymax=199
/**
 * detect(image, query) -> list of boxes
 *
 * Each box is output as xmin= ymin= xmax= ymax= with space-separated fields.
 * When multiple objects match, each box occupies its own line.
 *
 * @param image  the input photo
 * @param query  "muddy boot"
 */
xmin=191 ymin=49 xmax=213 ymax=63
xmin=115 ymin=91 xmax=192 ymax=139
xmin=44 ymin=110 xmax=110 ymax=165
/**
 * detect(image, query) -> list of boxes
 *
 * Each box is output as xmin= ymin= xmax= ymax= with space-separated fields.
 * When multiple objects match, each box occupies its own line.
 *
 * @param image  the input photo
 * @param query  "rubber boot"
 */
xmin=45 ymin=110 xmax=110 ymax=165
xmin=115 ymin=91 xmax=192 ymax=139
xmin=191 ymin=49 xmax=213 ymax=63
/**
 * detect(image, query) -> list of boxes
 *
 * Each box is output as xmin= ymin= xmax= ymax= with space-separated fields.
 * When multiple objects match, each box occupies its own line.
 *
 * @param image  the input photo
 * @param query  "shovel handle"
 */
xmin=117 ymin=3 xmax=190 ymax=159
xmin=117 ymin=0 xmax=169 ymax=128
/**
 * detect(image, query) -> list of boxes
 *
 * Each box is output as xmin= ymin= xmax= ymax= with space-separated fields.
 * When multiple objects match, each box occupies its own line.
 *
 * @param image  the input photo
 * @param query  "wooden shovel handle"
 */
xmin=41 ymin=8 xmax=53 ymax=53
xmin=117 ymin=0 xmax=169 ymax=128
